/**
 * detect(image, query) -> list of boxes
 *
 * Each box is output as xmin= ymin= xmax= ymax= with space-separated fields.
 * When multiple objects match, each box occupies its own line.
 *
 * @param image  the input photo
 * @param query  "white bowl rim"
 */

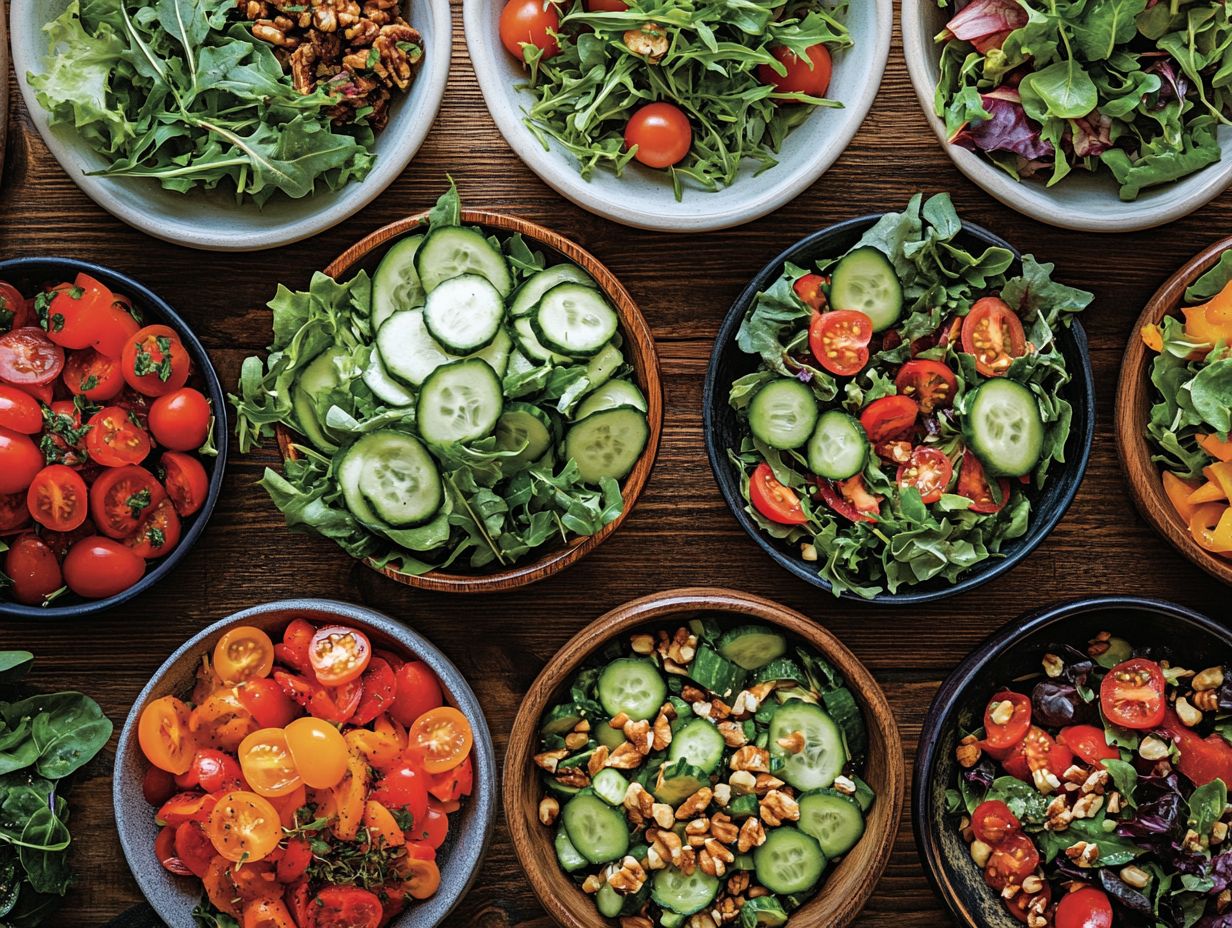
xmin=10 ymin=0 xmax=453 ymax=251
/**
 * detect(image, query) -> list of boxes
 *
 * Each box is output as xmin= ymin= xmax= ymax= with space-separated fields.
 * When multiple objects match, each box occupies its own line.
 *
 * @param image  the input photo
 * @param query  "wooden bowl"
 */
xmin=274 ymin=209 xmax=662 ymax=593
xmin=503 ymin=586 xmax=905 ymax=928
xmin=1114 ymin=237 xmax=1232 ymax=586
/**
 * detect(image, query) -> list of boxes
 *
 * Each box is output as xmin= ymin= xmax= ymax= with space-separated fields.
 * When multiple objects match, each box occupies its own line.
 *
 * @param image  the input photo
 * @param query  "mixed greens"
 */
xmin=232 ymin=185 xmax=651 ymax=576
xmin=535 ymin=617 xmax=874 ymax=926
xmin=727 ymin=193 xmax=1092 ymax=598
xmin=934 ymin=0 xmax=1232 ymax=200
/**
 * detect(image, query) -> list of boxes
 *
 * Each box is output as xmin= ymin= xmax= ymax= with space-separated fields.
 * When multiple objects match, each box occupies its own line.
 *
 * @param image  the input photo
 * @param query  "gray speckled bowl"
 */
xmin=112 ymin=599 xmax=496 ymax=928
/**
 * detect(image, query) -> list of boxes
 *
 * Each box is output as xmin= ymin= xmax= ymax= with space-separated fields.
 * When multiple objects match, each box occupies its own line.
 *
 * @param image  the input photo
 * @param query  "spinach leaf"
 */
xmin=985 ymin=775 xmax=1049 ymax=824
xmin=0 ymin=655 xmax=33 ymax=686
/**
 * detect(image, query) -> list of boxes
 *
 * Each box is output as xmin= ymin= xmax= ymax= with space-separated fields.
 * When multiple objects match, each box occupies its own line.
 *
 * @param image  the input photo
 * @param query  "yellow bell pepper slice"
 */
xmin=1207 ymin=460 xmax=1232 ymax=501
xmin=1187 ymin=480 xmax=1226 ymax=505
xmin=1163 ymin=471 xmax=1203 ymax=523
xmin=1183 ymin=305 xmax=1232 ymax=346
xmin=1140 ymin=323 xmax=1164 ymax=352
xmin=1190 ymin=503 xmax=1232 ymax=554
xmin=1197 ymin=433 xmax=1232 ymax=463
xmin=1204 ymin=278 xmax=1232 ymax=325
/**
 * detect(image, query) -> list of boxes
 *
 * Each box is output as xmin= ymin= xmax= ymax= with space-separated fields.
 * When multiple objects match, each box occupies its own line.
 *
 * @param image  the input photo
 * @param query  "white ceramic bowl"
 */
xmin=11 ymin=0 xmax=451 ymax=251
xmin=901 ymin=0 xmax=1232 ymax=232
xmin=464 ymin=0 xmax=892 ymax=233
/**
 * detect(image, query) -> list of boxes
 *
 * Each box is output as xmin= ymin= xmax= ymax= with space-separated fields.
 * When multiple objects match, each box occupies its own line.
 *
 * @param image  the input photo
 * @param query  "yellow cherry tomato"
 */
xmin=138 ymin=695 xmax=196 ymax=774
xmin=284 ymin=716 xmax=348 ymax=789
xmin=214 ymin=626 xmax=275 ymax=685
xmin=407 ymin=706 xmax=473 ymax=774
xmin=238 ymin=728 xmax=302 ymax=797
xmin=207 ymin=790 xmax=282 ymax=863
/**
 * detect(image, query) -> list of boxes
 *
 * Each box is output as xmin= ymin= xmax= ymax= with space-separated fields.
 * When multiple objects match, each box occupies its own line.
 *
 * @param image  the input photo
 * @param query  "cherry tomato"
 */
xmin=982 ymin=691 xmax=1032 ymax=751
xmin=207 ymin=790 xmax=283 ymax=863
xmin=984 ymin=832 xmax=1040 ymax=890
xmin=408 ymin=800 xmax=449 ymax=848
xmin=190 ymin=687 xmax=260 ymax=754
xmin=27 ymin=465 xmax=89 ymax=532
xmin=405 ymin=841 xmax=435 ymax=861
xmin=237 ymin=678 xmax=300 ymax=729
xmin=42 ymin=400 xmax=89 ymax=468
xmin=38 ymin=277 xmax=112 ymax=350
xmin=63 ymin=349 xmax=125 ymax=401
xmin=0 ymin=283 xmax=29 ymax=333
xmin=408 ymin=706 xmax=473 ymax=775
xmin=149 ymin=387 xmax=211 ymax=451
xmin=1055 ymin=887 xmax=1113 ymax=928
xmin=1001 ymin=726 xmax=1072 ymax=782
xmin=748 ymin=462 xmax=808 ymax=526
xmin=1161 ymin=708 xmax=1232 ymax=786
xmin=139 ymin=696 xmax=197 ymax=774
xmin=274 ymin=670 xmax=318 ymax=709
xmin=391 ymin=661 xmax=444 ymax=727
xmin=428 ymin=754 xmax=473 ymax=803
xmin=0 ymin=386 xmax=43 ymax=434
xmin=307 ymin=886 xmax=383 ymax=928
xmin=962 ymin=297 xmax=1027 ymax=377
xmin=89 ymin=465 xmax=166 ymax=539
xmin=238 ymin=729 xmax=302 ymax=798
xmin=309 ymin=625 xmax=372 ymax=686
xmin=0 ymin=428 xmax=44 ymax=494
xmin=174 ymin=821 xmax=216 ymax=879
xmin=971 ymin=799 xmax=1021 ymax=846
xmin=63 ymin=535 xmax=146 ymax=599
xmin=351 ymin=658 xmax=397 ymax=726
xmin=156 ymin=824 xmax=192 ymax=876
xmin=895 ymin=446 xmax=953 ymax=505
xmin=400 ymin=858 xmax=441 ymax=901
xmin=4 ymin=534 xmax=63 ymax=605
xmin=142 ymin=766 xmax=178 ymax=805
xmin=0 ymin=327 xmax=65 ymax=386
xmin=123 ymin=498 xmax=182 ymax=559
xmin=859 ymin=395 xmax=919 ymax=450
xmin=215 ymin=626 xmax=276 ymax=685
xmin=275 ymin=619 xmax=316 ymax=675
xmin=161 ymin=451 xmax=210 ymax=517
xmin=624 ymin=102 xmax=693 ymax=169
xmin=268 ymin=785 xmax=307 ymax=831
xmin=188 ymin=749 xmax=247 ymax=793
xmin=1006 ymin=882 xmax=1051 ymax=924
xmin=958 ymin=451 xmax=1011 ymax=515
xmin=498 ymin=0 xmax=559 ymax=60
xmin=93 ymin=303 xmax=142 ymax=360
xmin=371 ymin=764 xmax=430 ymax=829
xmin=815 ymin=475 xmax=880 ymax=523
xmin=283 ymin=716 xmax=348 ymax=789
xmin=121 ymin=325 xmax=190 ymax=397
xmin=86 ymin=404 xmax=152 ymax=468
xmin=793 ymin=274 xmax=828 ymax=311
xmin=242 ymin=897 xmax=297 ymax=928
xmin=1100 ymin=658 xmax=1167 ymax=730
xmin=1057 ymin=725 xmax=1120 ymax=766
xmin=285 ymin=880 xmax=311 ymax=928
xmin=309 ymin=681 xmax=363 ymax=724
xmin=0 ymin=492 xmax=31 ymax=534
xmin=809 ymin=310 xmax=872 ymax=376
xmin=39 ymin=518 xmax=96 ymax=562
xmin=894 ymin=360 xmax=958 ymax=413
xmin=757 ymin=43 xmax=833 ymax=98
xmin=275 ymin=837 xmax=313 ymax=884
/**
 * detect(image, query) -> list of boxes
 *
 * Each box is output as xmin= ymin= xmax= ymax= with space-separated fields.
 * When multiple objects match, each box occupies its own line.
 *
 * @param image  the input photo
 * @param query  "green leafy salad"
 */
xmin=233 ymin=185 xmax=652 ymax=576
xmin=935 ymin=0 xmax=1232 ymax=201
xmin=727 ymin=193 xmax=1092 ymax=598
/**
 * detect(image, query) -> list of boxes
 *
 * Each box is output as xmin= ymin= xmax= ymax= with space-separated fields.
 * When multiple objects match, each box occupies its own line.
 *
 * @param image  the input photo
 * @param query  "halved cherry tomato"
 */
xmin=284 ymin=716 xmax=348 ymax=789
xmin=351 ymin=658 xmax=397 ymax=726
xmin=0 ymin=327 xmax=64 ymax=386
xmin=363 ymin=800 xmax=406 ymax=847
xmin=307 ymin=886 xmax=383 ymax=928
xmin=242 ymin=897 xmax=297 ymax=928
xmin=962 ymin=297 xmax=1027 ymax=377
xmin=1100 ymin=658 xmax=1166 ymax=730
xmin=207 ymin=790 xmax=283 ymax=863
xmin=190 ymin=687 xmax=259 ymax=753
xmin=27 ymin=465 xmax=89 ymax=532
xmin=63 ymin=349 xmax=124 ymax=402
xmin=815 ymin=475 xmax=879 ymax=523
xmin=895 ymin=446 xmax=953 ymax=504
xmin=0 ymin=386 xmax=43 ymax=434
xmin=4 ymin=534 xmax=62 ymax=605
xmin=285 ymin=880 xmax=311 ymax=928
xmin=274 ymin=671 xmax=318 ymax=709
xmin=408 ymin=800 xmax=449 ymax=849
xmin=809 ymin=310 xmax=873 ymax=376
xmin=156 ymin=825 xmax=192 ymax=876
xmin=859 ymin=394 xmax=920 ymax=460
xmin=157 ymin=791 xmax=218 ymax=827
xmin=624 ymin=102 xmax=692 ymax=169
xmin=757 ymin=43 xmax=833 ymax=98
xmin=894 ymin=360 xmax=958 ymax=413
xmin=124 ymin=498 xmax=182 ymax=559
xmin=0 ymin=428 xmax=44 ymax=494
xmin=275 ymin=619 xmax=316 ymax=675
xmin=1006 ymin=882 xmax=1051 ymax=924
xmin=1001 ymin=726 xmax=1072 ymax=782
xmin=142 ymin=766 xmax=178 ymax=806
xmin=90 ymin=465 xmax=166 ymax=539
xmin=971 ymin=799 xmax=1021 ymax=846
xmin=0 ymin=492 xmax=31 ymax=533
xmin=958 ymin=451 xmax=1011 ymax=515
xmin=275 ymin=837 xmax=313 ymax=884
xmin=982 ymin=690 xmax=1031 ymax=750
xmin=238 ymin=729 xmax=302 ymax=798
xmin=174 ymin=821 xmax=216 ymax=879
xmin=428 ymin=754 xmax=473 ymax=803
xmin=793 ymin=274 xmax=828 ymax=311
xmin=1058 ymin=725 xmax=1119 ymax=765
xmin=749 ymin=462 xmax=807 ymax=525
xmin=238 ymin=678 xmax=300 ymax=729
xmin=86 ymin=405 xmax=151 ymax=467
xmin=149 ymin=387 xmax=211 ymax=451
xmin=390 ymin=661 xmax=444 ymax=727
xmin=62 ymin=535 xmax=146 ymax=598
xmin=121 ymin=325 xmax=190 ymax=397
xmin=41 ymin=400 xmax=88 ymax=468
xmin=161 ymin=451 xmax=209 ymax=517
xmin=0 ymin=283 xmax=29 ymax=333
xmin=984 ymin=832 xmax=1039 ymax=890
xmin=310 ymin=680 xmax=363 ymax=724
xmin=371 ymin=764 xmax=430 ymax=829
xmin=1055 ymin=887 xmax=1113 ymax=928
xmin=408 ymin=706 xmax=473 ymax=775
xmin=38 ymin=277 xmax=112 ymax=350
xmin=498 ymin=0 xmax=559 ymax=59
xmin=1160 ymin=708 xmax=1232 ymax=785
xmin=215 ymin=626 xmax=276 ymax=685
xmin=139 ymin=698 xmax=196 ymax=774
xmin=399 ymin=858 xmax=441 ymax=901
xmin=185 ymin=749 xmax=247 ymax=793
xmin=309 ymin=625 xmax=372 ymax=686
xmin=93 ymin=304 xmax=142 ymax=360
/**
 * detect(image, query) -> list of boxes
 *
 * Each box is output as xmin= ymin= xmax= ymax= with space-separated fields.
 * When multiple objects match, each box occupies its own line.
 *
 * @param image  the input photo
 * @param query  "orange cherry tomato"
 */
xmin=309 ymin=625 xmax=372 ymax=686
xmin=161 ymin=451 xmax=210 ymax=516
xmin=86 ymin=405 xmax=151 ymax=467
xmin=748 ymin=462 xmax=807 ymax=526
xmin=207 ymin=790 xmax=283 ymax=863
xmin=400 ymin=858 xmax=441 ymax=900
xmin=215 ymin=626 xmax=276 ymax=685
xmin=121 ymin=325 xmax=190 ymax=397
xmin=758 ymin=44 xmax=833 ymax=98
xmin=274 ymin=837 xmax=313 ymax=884
xmin=407 ymin=706 xmax=473 ymax=775
xmin=284 ymin=716 xmax=348 ymax=789
xmin=961 ymin=297 xmax=1027 ymax=377
xmin=242 ymin=898 xmax=296 ymax=928
xmin=148 ymin=387 xmax=211 ymax=452
xmin=498 ymin=0 xmax=559 ymax=59
xmin=156 ymin=791 xmax=218 ymax=826
xmin=793 ymin=274 xmax=828 ymax=312
xmin=139 ymin=696 xmax=197 ymax=774
xmin=238 ymin=728 xmax=302 ymax=798
xmin=624 ymin=102 xmax=692 ymax=169
xmin=177 ymin=820 xmax=221 ymax=878
xmin=190 ymin=687 xmax=259 ymax=753
xmin=26 ymin=464 xmax=89 ymax=532
xmin=4 ymin=534 xmax=62 ymax=606
xmin=362 ymin=800 xmax=406 ymax=848
xmin=63 ymin=349 xmax=124 ymax=401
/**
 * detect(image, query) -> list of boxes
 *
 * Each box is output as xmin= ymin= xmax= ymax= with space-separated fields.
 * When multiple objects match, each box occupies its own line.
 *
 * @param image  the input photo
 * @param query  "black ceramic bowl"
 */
xmin=702 ymin=216 xmax=1095 ymax=604
xmin=914 ymin=596 xmax=1230 ymax=928
xmin=113 ymin=599 xmax=497 ymax=928
xmin=0 ymin=257 xmax=226 ymax=619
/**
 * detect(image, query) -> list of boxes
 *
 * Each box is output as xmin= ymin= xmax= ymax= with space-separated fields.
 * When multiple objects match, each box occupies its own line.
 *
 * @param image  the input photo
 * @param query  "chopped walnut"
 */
xmin=717 ymin=721 xmax=747 ymax=749
xmin=1071 ymin=793 xmax=1104 ymax=820
xmin=1065 ymin=841 xmax=1100 ymax=867
xmin=712 ymin=783 xmax=732 ymax=807
xmin=753 ymin=773 xmax=785 ymax=795
xmin=624 ymin=22 xmax=669 ymax=62
xmin=1042 ymin=653 xmax=1064 ymax=678
xmin=624 ymin=782 xmax=655 ymax=821
xmin=658 ymin=628 xmax=698 ymax=666
xmin=727 ymin=871 xmax=750 ymax=896
xmin=630 ymin=633 xmax=655 ymax=655
xmin=587 ymin=746 xmax=610 ymax=777
xmin=1081 ymin=769 xmax=1109 ymax=796
xmin=728 ymin=770 xmax=757 ymax=795
xmin=759 ymin=789 xmax=800 ymax=827
xmin=682 ymin=685 xmax=708 ymax=704
xmin=582 ymin=873 xmax=603 ymax=894
xmin=737 ymin=817 xmax=766 ymax=853
xmin=776 ymin=730 xmax=805 ymax=754
xmin=652 ymin=711 xmax=673 ymax=751
xmin=564 ymin=731 xmax=589 ymax=751
xmin=623 ymin=718 xmax=654 ymax=755
xmin=652 ymin=802 xmax=675 ymax=830
xmin=555 ymin=766 xmax=590 ymax=789
xmin=699 ymin=838 xmax=734 ymax=877
xmin=1044 ymin=795 xmax=1072 ymax=832
xmin=676 ymin=787 xmax=713 ymax=820
xmin=538 ymin=796 xmax=559 ymax=826
xmin=533 ymin=748 xmax=568 ymax=773
xmin=729 ymin=746 xmax=771 ymax=773
xmin=955 ymin=734 xmax=982 ymax=769
xmin=1194 ymin=666 xmax=1225 ymax=691
xmin=710 ymin=812 xmax=739 ymax=844
xmin=607 ymin=742 xmax=644 ymax=770
xmin=608 ymin=856 xmax=647 ymax=895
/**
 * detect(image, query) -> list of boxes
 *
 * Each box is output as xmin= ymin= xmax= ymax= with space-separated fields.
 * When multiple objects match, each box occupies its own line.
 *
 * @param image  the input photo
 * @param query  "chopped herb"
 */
xmin=146 ymin=526 xmax=166 ymax=549
xmin=126 ymin=489 xmax=152 ymax=518
xmin=78 ymin=374 xmax=99 ymax=392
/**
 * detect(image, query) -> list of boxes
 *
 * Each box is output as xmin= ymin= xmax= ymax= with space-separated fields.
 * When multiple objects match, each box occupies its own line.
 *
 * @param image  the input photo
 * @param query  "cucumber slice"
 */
xmin=510 ymin=263 xmax=597 ymax=318
xmin=667 ymin=718 xmax=726 ymax=773
xmin=717 ymin=626 xmax=788 ymax=671
xmin=416 ymin=226 xmax=513 ymax=296
xmin=660 ymin=914 xmax=686 ymax=928
xmin=422 ymin=274 xmax=505 ymax=354
xmin=748 ymin=379 xmax=818 ymax=450
xmin=596 ymin=882 xmax=624 ymax=918
xmin=963 ymin=379 xmax=1044 ymax=477
xmin=652 ymin=760 xmax=709 ymax=805
xmin=416 ymin=359 xmax=503 ymax=445
xmin=377 ymin=310 xmax=453 ymax=387
xmin=291 ymin=384 xmax=338 ymax=454
xmin=807 ymin=410 xmax=869 ymax=481
xmin=727 ymin=794 xmax=759 ymax=820
xmin=576 ymin=379 xmax=647 ymax=419
xmin=592 ymin=767 xmax=630 ymax=806
xmin=651 ymin=866 xmax=720 ymax=916
xmin=362 ymin=352 xmax=415 ymax=407
xmin=338 ymin=431 xmax=442 ymax=528
xmin=595 ymin=723 xmax=626 ymax=751
xmin=541 ymin=703 xmax=582 ymax=736
xmin=598 ymin=658 xmax=667 ymax=722
xmin=512 ymin=316 xmax=571 ymax=365
xmin=686 ymin=645 xmax=747 ymax=701
xmin=476 ymin=327 xmax=514 ymax=380
xmin=768 ymin=702 xmax=846 ymax=791
xmin=583 ymin=342 xmax=624 ymax=392
xmin=798 ymin=789 xmax=866 ymax=858
xmin=495 ymin=402 xmax=554 ymax=464
xmin=753 ymin=658 xmax=809 ymax=687
xmin=533 ymin=283 xmax=619 ymax=357
xmin=822 ymin=686 xmax=867 ymax=763
xmin=829 ymin=246 xmax=903 ymax=332
xmin=562 ymin=791 xmax=629 ymax=865
xmin=850 ymin=775 xmax=876 ymax=813
xmin=565 ymin=407 xmax=649 ymax=484
xmin=292 ymin=347 xmax=348 ymax=451
xmin=372 ymin=233 xmax=425 ymax=332
xmin=739 ymin=896 xmax=789 ymax=927
xmin=753 ymin=826 xmax=826 ymax=895
xmin=555 ymin=827 xmax=588 ymax=873
xmin=546 ymin=779 xmax=583 ymax=798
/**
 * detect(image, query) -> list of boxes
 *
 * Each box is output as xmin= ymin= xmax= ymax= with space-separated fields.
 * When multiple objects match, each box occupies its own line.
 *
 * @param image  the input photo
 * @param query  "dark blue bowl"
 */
xmin=702 ymin=215 xmax=1095 ymax=605
xmin=912 ymin=596 xmax=1228 ymax=927
xmin=0 ymin=257 xmax=226 ymax=619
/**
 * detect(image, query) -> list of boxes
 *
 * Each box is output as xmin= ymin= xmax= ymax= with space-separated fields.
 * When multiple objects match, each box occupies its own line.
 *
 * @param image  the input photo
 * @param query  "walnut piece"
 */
xmin=759 ymin=790 xmax=800 ymax=828
xmin=675 ymin=787 xmax=714 ymax=821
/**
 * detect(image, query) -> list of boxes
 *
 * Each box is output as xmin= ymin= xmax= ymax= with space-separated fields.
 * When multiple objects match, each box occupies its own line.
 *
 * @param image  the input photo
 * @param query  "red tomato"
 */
xmin=149 ymin=387 xmax=211 ymax=451
xmin=275 ymin=619 xmax=316 ymax=675
xmin=1006 ymin=882 xmax=1051 ymax=924
xmin=1160 ymin=708 xmax=1232 ymax=786
xmin=814 ymin=475 xmax=879 ymax=523
xmin=142 ymin=766 xmax=178 ymax=806
xmin=157 ymin=791 xmax=219 ymax=827
xmin=155 ymin=825 xmax=192 ymax=876
xmin=895 ymin=446 xmax=953 ymax=504
xmin=174 ymin=821 xmax=216 ymax=879
xmin=371 ymin=763 xmax=430 ymax=832
xmin=1054 ymin=887 xmax=1113 ymax=928
xmin=962 ymin=297 xmax=1027 ymax=377
xmin=307 ymin=886 xmax=383 ymax=928
xmin=1001 ymin=726 xmax=1072 ymax=781
xmin=405 ymin=841 xmax=435 ymax=861
xmin=309 ymin=625 xmax=372 ymax=686
xmin=1057 ymin=725 xmax=1119 ymax=765
xmin=758 ymin=44 xmax=833 ymax=98
xmin=62 ymin=535 xmax=146 ymax=598
xmin=9 ymin=381 xmax=52 ymax=406
xmin=0 ymin=386 xmax=43 ymax=434
xmin=308 ymin=681 xmax=363 ymax=725
xmin=26 ymin=464 xmax=89 ymax=532
xmin=793 ymin=274 xmax=828 ymax=311
xmin=38 ymin=277 xmax=113 ymax=350
xmin=624 ymin=102 xmax=693 ymax=169
xmin=187 ymin=749 xmax=247 ymax=793
xmin=63 ymin=349 xmax=125 ymax=401
xmin=93 ymin=303 xmax=142 ymax=360
xmin=350 ymin=658 xmax=397 ymax=726
xmin=42 ymin=401 xmax=88 ymax=468
xmin=89 ymin=465 xmax=166 ymax=539
xmin=275 ymin=837 xmax=313 ymax=883
xmin=894 ymin=360 xmax=958 ymax=413
xmin=498 ymin=0 xmax=559 ymax=59
xmin=982 ymin=691 xmax=1032 ymax=751
xmin=984 ymin=833 xmax=1039 ymax=890
xmin=748 ymin=462 xmax=808 ymax=526
xmin=809 ymin=310 xmax=873 ymax=376
xmin=86 ymin=405 xmax=151 ymax=467
xmin=0 ymin=283 xmax=29 ymax=333
xmin=273 ymin=671 xmax=318 ymax=710
xmin=409 ymin=800 xmax=450 ymax=849
xmin=124 ymin=498 xmax=182 ymax=559
xmin=0 ymin=493 xmax=30 ymax=534
xmin=391 ymin=661 xmax=444 ymax=727
xmin=1100 ymin=658 xmax=1166 ymax=730
xmin=971 ymin=799 xmax=1021 ymax=846
xmin=958 ymin=451 xmax=1011 ymax=515
xmin=285 ymin=881 xmax=311 ymax=928
xmin=4 ymin=534 xmax=63 ymax=605
xmin=0 ymin=327 xmax=65 ymax=386
xmin=859 ymin=395 xmax=919 ymax=455
xmin=428 ymin=754 xmax=473 ymax=803
xmin=238 ymin=678 xmax=301 ymax=729
xmin=0 ymin=428 xmax=44 ymax=494
xmin=121 ymin=325 xmax=190 ymax=397
xmin=161 ymin=451 xmax=210 ymax=517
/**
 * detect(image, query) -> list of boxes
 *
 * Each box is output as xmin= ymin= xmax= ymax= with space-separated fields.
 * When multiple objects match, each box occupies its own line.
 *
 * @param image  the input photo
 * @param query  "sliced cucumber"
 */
xmin=651 ymin=866 xmax=720 ymax=916
xmin=510 ymin=263 xmax=597 ymax=318
xmin=686 ymin=645 xmax=747 ymax=701
xmin=660 ymin=914 xmax=686 ymax=928
xmin=850 ymin=775 xmax=876 ymax=813
xmin=798 ymin=789 xmax=865 ymax=858
xmin=546 ymin=779 xmax=583 ymax=799
xmin=534 ymin=283 xmax=619 ymax=357
xmin=422 ymin=274 xmax=505 ymax=354
xmin=727 ymin=794 xmax=759 ymax=820
xmin=598 ymin=658 xmax=667 ymax=722
xmin=416 ymin=359 xmax=503 ymax=445
xmin=768 ymin=702 xmax=846 ymax=791
xmin=583 ymin=342 xmax=625 ymax=392
xmin=753 ymin=658 xmax=809 ymax=687
xmin=416 ymin=226 xmax=513 ymax=296
xmin=822 ymin=686 xmax=867 ymax=764
xmin=372 ymin=233 xmax=425 ymax=332
xmin=807 ymin=410 xmax=869 ymax=481
xmin=595 ymin=723 xmax=626 ymax=751
xmin=337 ymin=431 xmax=442 ymax=528
xmin=299 ymin=346 xmax=347 ymax=399
xmin=565 ymin=407 xmax=649 ymax=484
xmin=576 ymin=379 xmax=647 ymax=419
xmin=667 ymin=718 xmax=726 ymax=773
xmin=293 ymin=347 xmax=348 ymax=451
xmin=592 ymin=767 xmax=630 ymax=806
xmin=739 ymin=896 xmax=789 ymax=927
xmin=753 ymin=826 xmax=826 ymax=895
xmin=963 ymin=378 xmax=1044 ymax=477
xmin=717 ymin=626 xmax=788 ymax=671
xmin=541 ymin=703 xmax=582 ymax=736
xmin=377 ymin=310 xmax=453 ymax=387
xmin=748 ymin=378 xmax=818 ymax=450
xmin=476 ymin=327 xmax=514 ymax=380
xmin=513 ymin=316 xmax=571 ymax=365
xmin=291 ymin=384 xmax=338 ymax=453
xmin=562 ymin=791 xmax=629 ymax=865
xmin=652 ymin=759 xmax=710 ymax=805
xmin=596 ymin=882 xmax=624 ymax=918
xmin=555 ymin=827 xmax=589 ymax=873
xmin=829 ymin=246 xmax=903 ymax=332
xmin=495 ymin=402 xmax=554 ymax=464
xmin=362 ymin=352 xmax=415 ymax=407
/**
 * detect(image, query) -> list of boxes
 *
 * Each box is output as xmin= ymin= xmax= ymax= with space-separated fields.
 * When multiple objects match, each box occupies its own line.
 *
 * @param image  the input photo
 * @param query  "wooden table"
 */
xmin=4 ymin=7 xmax=1231 ymax=926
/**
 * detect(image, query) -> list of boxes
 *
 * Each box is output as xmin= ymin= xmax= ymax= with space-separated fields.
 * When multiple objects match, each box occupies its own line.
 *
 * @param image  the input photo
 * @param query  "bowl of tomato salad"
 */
xmin=0 ymin=257 xmax=226 ymax=618
xmin=915 ymin=595 xmax=1232 ymax=928
xmin=113 ymin=599 xmax=496 ymax=928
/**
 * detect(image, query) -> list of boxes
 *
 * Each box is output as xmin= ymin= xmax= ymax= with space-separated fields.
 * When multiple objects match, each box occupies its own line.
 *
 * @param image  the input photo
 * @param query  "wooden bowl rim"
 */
xmin=502 ymin=586 xmax=906 ymax=928
xmin=276 ymin=208 xmax=663 ymax=592
xmin=1114 ymin=235 xmax=1232 ymax=587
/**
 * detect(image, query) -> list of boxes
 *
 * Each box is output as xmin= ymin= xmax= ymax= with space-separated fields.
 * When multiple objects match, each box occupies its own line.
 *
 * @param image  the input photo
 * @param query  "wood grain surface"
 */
xmin=3 ymin=6 xmax=1232 ymax=926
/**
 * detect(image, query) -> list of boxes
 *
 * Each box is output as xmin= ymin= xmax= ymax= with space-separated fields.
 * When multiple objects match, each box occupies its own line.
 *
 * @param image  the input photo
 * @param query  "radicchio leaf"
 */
xmin=1072 ymin=113 xmax=1113 ymax=158
xmin=942 ymin=0 xmax=1028 ymax=52
xmin=1147 ymin=56 xmax=1191 ymax=109
xmin=963 ymin=757 xmax=996 ymax=791
xmin=1097 ymin=868 xmax=1153 ymax=916
xmin=1032 ymin=681 xmax=1095 ymax=728
xmin=951 ymin=87 xmax=1055 ymax=162
xmin=1211 ymin=848 xmax=1232 ymax=894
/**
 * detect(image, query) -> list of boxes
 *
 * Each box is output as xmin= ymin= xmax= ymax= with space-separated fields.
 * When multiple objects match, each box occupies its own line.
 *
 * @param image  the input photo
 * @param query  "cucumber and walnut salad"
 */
xmin=233 ymin=186 xmax=650 ymax=574
xmin=728 ymin=193 xmax=1092 ymax=598
xmin=535 ymin=618 xmax=875 ymax=926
